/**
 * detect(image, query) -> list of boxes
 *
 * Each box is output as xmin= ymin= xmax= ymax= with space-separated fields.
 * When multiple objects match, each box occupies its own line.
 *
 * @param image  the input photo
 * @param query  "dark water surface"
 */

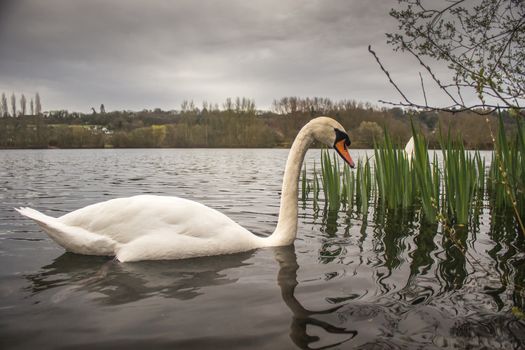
xmin=1 ymin=149 xmax=524 ymax=349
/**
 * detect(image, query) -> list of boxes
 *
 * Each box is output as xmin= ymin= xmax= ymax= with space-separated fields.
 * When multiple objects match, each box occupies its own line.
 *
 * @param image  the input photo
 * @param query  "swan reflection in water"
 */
xmin=25 ymin=246 xmax=356 ymax=349
xmin=26 ymin=252 xmax=254 ymax=304
xmin=273 ymin=246 xmax=357 ymax=348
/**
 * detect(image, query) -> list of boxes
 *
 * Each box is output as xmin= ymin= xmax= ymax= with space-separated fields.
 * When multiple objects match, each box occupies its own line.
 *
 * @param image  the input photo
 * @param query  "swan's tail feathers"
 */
xmin=15 ymin=207 xmax=57 ymax=227
xmin=15 ymin=207 xmax=117 ymax=256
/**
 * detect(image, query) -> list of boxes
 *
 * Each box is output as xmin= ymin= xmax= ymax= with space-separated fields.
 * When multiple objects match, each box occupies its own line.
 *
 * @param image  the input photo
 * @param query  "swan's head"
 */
xmin=308 ymin=117 xmax=355 ymax=168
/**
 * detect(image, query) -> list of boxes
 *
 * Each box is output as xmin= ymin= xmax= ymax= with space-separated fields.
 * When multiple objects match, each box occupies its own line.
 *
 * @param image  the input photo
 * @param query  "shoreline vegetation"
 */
xmin=305 ymin=120 xmax=524 ymax=224
xmin=0 ymin=96 xmax=519 ymax=149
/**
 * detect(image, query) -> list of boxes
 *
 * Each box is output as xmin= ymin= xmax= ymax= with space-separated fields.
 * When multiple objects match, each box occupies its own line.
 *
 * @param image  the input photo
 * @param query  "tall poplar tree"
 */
xmin=10 ymin=93 xmax=16 ymax=117
xmin=0 ymin=93 xmax=7 ymax=117
xmin=35 ymin=93 xmax=41 ymax=115
xmin=20 ymin=94 xmax=27 ymax=116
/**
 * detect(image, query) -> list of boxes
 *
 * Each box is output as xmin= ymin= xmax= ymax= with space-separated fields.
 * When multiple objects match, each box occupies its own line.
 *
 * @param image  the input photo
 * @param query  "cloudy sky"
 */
xmin=0 ymin=0 xmax=449 ymax=112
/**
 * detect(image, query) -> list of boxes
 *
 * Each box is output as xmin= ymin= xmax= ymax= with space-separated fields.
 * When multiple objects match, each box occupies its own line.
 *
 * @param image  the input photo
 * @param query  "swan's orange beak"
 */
xmin=334 ymin=139 xmax=355 ymax=168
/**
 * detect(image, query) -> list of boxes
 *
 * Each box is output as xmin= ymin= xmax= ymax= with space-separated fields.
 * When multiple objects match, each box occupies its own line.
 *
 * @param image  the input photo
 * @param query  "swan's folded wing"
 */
xmin=58 ymin=195 xmax=251 ymax=242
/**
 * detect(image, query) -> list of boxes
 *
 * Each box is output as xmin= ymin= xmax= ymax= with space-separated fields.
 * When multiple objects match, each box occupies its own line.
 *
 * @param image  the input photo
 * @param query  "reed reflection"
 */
xmin=313 ymin=203 xmax=491 ymax=305
xmin=370 ymin=207 xmax=416 ymax=296
xmin=399 ymin=223 xmax=438 ymax=305
xmin=488 ymin=212 xmax=525 ymax=310
xmin=409 ymin=223 xmax=438 ymax=278
xmin=438 ymin=226 xmax=468 ymax=292
xmin=318 ymin=210 xmax=347 ymax=264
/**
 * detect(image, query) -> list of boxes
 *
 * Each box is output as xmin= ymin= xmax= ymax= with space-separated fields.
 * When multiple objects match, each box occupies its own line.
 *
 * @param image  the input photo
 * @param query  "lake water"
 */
xmin=0 ymin=149 xmax=524 ymax=349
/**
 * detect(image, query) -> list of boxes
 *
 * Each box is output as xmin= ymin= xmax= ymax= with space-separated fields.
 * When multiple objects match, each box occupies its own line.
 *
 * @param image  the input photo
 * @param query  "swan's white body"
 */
xmin=16 ymin=117 xmax=353 ymax=262
xmin=17 ymin=196 xmax=265 ymax=261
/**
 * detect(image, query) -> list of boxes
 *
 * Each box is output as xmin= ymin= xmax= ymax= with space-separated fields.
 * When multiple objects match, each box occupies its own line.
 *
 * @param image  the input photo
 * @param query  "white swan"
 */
xmin=16 ymin=117 xmax=355 ymax=262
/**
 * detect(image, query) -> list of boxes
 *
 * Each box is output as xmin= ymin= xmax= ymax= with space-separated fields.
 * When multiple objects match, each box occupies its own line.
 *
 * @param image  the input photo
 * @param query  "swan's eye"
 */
xmin=334 ymin=128 xmax=350 ymax=147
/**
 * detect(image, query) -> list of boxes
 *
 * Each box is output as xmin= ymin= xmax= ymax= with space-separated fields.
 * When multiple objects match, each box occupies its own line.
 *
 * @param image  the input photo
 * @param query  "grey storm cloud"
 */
xmin=0 ymin=0 xmax=440 ymax=112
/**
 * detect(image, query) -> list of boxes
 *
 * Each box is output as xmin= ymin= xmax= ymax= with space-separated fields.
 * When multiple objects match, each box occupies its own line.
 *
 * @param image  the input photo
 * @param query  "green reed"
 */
xmin=312 ymin=161 xmax=321 ymax=210
xmin=303 ymin=149 xmax=364 ymax=214
xmin=439 ymin=130 xmax=485 ymax=225
xmin=411 ymin=123 xmax=440 ymax=223
xmin=301 ymin=117 xmax=522 ymax=228
xmin=374 ymin=130 xmax=415 ymax=210
xmin=301 ymin=162 xmax=308 ymax=202
xmin=321 ymin=149 xmax=342 ymax=211
xmin=488 ymin=116 xmax=525 ymax=230
xmin=356 ymin=157 xmax=372 ymax=215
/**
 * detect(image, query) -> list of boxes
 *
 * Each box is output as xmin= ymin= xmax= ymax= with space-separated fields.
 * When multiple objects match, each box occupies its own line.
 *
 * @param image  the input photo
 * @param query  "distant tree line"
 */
xmin=0 ymin=95 xmax=516 ymax=149
xmin=179 ymin=97 xmax=256 ymax=114
xmin=1 ymin=92 xmax=42 ymax=117
xmin=271 ymin=96 xmax=375 ymax=115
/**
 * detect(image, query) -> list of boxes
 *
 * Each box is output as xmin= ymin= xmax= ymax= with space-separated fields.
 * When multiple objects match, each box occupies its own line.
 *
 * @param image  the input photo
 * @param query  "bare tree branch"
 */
xmin=374 ymin=0 xmax=525 ymax=117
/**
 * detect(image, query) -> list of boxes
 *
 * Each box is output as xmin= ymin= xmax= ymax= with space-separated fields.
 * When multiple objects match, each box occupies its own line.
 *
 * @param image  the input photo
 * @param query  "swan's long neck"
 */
xmin=266 ymin=125 xmax=313 ymax=246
